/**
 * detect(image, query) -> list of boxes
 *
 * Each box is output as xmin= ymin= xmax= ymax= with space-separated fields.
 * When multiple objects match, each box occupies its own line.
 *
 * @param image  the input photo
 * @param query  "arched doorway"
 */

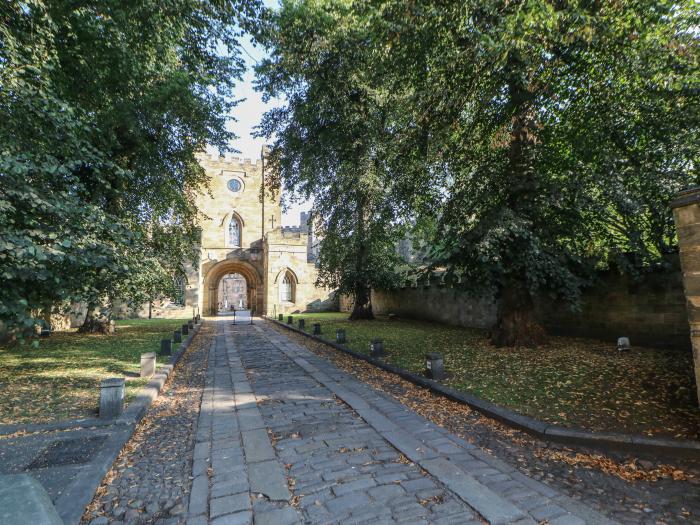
xmin=201 ymin=259 xmax=263 ymax=316
xmin=217 ymin=273 xmax=247 ymax=312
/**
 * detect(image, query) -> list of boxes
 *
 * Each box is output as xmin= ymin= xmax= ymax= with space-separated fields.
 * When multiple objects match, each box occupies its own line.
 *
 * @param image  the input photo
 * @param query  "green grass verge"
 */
xmin=0 ymin=318 xmax=188 ymax=425
xmin=289 ymin=312 xmax=700 ymax=440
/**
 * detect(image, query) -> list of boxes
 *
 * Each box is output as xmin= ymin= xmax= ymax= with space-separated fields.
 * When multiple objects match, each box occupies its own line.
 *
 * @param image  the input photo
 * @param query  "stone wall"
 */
xmin=340 ymin=286 xmax=496 ymax=329
xmin=264 ymin=228 xmax=337 ymax=316
xmin=340 ymin=264 xmax=690 ymax=350
xmin=537 ymin=266 xmax=689 ymax=350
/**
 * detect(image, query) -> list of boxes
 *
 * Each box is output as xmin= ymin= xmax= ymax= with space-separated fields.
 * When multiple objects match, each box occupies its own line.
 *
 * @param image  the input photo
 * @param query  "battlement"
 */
xmin=196 ymin=151 xmax=262 ymax=169
xmin=266 ymin=227 xmax=308 ymax=244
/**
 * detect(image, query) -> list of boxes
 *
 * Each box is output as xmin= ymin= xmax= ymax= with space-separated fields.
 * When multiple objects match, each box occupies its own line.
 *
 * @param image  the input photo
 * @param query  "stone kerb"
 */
xmin=672 ymin=186 xmax=700 ymax=405
xmin=268 ymin=317 xmax=700 ymax=458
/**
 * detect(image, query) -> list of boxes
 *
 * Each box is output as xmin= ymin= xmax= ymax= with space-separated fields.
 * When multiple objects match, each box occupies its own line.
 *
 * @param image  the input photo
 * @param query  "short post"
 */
xmin=196 ymin=314 xmax=201 ymax=323
xmin=188 ymin=320 xmax=194 ymax=330
xmin=100 ymin=378 xmax=125 ymax=418
xmin=141 ymin=352 xmax=156 ymax=378
xmin=233 ymin=310 xmax=236 ymax=325
xmin=278 ymin=313 xmax=284 ymax=321
xmin=313 ymin=323 xmax=321 ymax=335
xmin=298 ymin=319 xmax=306 ymax=330
xmin=160 ymin=338 xmax=172 ymax=356
xmin=370 ymin=339 xmax=385 ymax=358
xmin=617 ymin=337 xmax=631 ymax=352
xmin=182 ymin=323 xmax=189 ymax=336
xmin=287 ymin=315 xmax=293 ymax=325
xmin=173 ymin=329 xmax=182 ymax=343
xmin=336 ymin=329 xmax=346 ymax=344
xmin=425 ymin=352 xmax=445 ymax=380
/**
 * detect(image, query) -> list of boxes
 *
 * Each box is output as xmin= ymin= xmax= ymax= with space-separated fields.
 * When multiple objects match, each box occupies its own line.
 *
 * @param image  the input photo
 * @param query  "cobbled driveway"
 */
xmin=186 ymin=317 xmax=617 ymax=525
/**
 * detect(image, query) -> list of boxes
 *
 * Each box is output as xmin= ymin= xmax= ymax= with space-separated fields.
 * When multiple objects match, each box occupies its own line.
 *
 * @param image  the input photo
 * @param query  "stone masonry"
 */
xmin=672 ymin=186 xmax=700 ymax=403
xmin=186 ymin=316 xmax=617 ymax=525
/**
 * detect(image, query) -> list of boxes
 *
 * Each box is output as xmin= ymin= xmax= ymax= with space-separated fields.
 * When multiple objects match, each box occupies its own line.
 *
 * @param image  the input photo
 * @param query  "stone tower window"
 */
xmin=227 ymin=215 xmax=241 ymax=247
xmin=227 ymin=178 xmax=243 ymax=192
xmin=280 ymin=273 xmax=294 ymax=303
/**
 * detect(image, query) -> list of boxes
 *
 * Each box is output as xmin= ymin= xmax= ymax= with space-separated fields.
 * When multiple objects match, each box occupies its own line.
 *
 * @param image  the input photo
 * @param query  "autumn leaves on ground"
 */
xmin=3 ymin=313 xmax=698 ymax=442
xmin=290 ymin=312 xmax=700 ymax=440
xmin=0 ymin=319 xmax=187 ymax=424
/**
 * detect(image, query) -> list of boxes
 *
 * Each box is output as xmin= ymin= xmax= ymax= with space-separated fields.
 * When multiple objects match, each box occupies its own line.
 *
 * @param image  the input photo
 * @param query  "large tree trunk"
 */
xmin=349 ymin=190 xmax=374 ymax=321
xmin=349 ymin=284 xmax=374 ymax=320
xmin=490 ymin=281 xmax=547 ymax=347
xmin=79 ymin=304 xmax=114 ymax=334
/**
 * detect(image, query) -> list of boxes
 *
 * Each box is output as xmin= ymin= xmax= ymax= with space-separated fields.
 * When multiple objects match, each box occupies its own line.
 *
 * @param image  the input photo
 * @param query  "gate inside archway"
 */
xmin=217 ymin=273 xmax=248 ymax=312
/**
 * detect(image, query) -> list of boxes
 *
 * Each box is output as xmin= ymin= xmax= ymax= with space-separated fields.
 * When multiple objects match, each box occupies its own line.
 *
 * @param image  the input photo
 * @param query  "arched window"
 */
xmin=173 ymin=275 xmax=186 ymax=305
xmin=227 ymin=215 xmax=241 ymax=247
xmin=280 ymin=273 xmax=294 ymax=302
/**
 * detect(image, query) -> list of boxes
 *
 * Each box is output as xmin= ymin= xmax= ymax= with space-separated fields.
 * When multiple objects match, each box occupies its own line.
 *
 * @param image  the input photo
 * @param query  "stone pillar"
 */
xmin=173 ymin=329 xmax=182 ymax=343
xmin=182 ymin=323 xmax=189 ymax=336
xmin=100 ymin=378 xmax=125 ymax=418
xmin=160 ymin=338 xmax=172 ymax=356
xmin=312 ymin=323 xmax=321 ymax=335
xmin=336 ymin=329 xmax=346 ymax=344
xmin=298 ymin=319 xmax=305 ymax=330
xmin=141 ymin=352 xmax=156 ymax=378
xmin=671 ymin=186 xmax=700 ymax=404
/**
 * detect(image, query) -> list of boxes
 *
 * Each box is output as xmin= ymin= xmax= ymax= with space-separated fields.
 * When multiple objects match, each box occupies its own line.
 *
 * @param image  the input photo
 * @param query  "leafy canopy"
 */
xmin=0 ymin=0 xmax=259 ymax=332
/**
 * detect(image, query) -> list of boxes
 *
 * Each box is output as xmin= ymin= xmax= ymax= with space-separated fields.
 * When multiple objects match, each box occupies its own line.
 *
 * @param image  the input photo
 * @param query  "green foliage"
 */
xmin=255 ymin=0 xmax=404 ymax=317
xmin=256 ymin=0 xmax=698 ymax=338
xmin=0 ymin=0 xmax=257 ymax=332
xmin=374 ymin=0 xmax=699 ymax=302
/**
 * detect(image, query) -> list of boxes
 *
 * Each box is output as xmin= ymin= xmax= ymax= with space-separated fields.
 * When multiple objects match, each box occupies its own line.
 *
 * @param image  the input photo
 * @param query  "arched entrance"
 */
xmin=201 ymin=259 xmax=263 ymax=316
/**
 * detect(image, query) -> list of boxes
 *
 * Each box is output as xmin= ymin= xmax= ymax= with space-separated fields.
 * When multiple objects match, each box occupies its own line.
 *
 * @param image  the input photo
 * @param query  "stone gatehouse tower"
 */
xmin=182 ymin=152 xmax=335 ymax=317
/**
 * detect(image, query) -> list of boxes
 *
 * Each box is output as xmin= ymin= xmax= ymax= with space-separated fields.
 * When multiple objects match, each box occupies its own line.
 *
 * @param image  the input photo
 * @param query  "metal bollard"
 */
xmin=425 ymin=352 xmax=445 ymax=380
xmin=370 ymin=339 xmax=385 ymax=358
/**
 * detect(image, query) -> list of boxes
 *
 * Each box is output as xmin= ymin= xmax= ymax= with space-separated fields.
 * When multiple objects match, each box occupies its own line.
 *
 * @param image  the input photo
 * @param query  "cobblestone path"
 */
xmin=186 ymin=318 xmax=617 ymax=525
xmin=82 ymin=323 xmax=213 ymax=525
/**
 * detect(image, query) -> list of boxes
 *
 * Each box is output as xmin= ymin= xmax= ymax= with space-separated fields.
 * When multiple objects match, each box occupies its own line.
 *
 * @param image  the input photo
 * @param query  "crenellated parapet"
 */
xmin=196 ymin=151 xmax=261 ymax=170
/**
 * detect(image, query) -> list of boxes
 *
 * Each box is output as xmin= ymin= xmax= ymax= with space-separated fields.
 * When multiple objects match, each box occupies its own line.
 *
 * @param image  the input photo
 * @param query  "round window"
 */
xmin=227 ymin=178 xmax=242 ymax=192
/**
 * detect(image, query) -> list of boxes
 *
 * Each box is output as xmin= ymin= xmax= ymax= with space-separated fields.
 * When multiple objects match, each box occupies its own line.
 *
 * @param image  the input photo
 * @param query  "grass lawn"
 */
xmin=289 ymin=312 xmax=700 ymax=440
xmin=0 ymin=318 xmax=188 ymax=425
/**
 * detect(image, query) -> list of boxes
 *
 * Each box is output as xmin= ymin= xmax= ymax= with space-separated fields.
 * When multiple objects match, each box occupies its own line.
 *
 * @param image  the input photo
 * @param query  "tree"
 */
xmin=255 ymin=0 xmax=402 ymax=319
xmin=370 ymin=0 xmax=699 ymax=345
xmin=0 ymin=0 xmax=258 ymax=334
